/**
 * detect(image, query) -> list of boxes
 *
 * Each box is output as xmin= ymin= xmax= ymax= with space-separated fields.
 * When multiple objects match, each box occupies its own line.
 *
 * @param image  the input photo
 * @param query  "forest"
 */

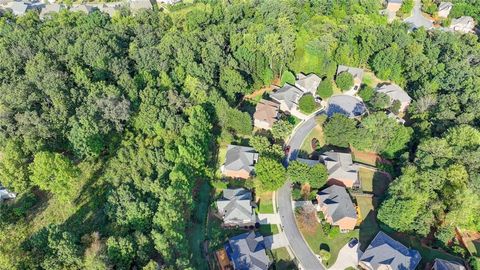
xmin=0 ymin=0 xmax=479 ymax=269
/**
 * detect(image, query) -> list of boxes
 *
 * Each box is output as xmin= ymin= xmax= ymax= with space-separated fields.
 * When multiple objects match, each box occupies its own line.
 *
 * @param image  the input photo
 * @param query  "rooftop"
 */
xmin=223 ymin=145 xmax=258 ymax=174
xmin=226 ymin=231 xmax=270 ymax=270
xmin=216 ymin=188 xmax=255 ymax=224
xmin=327 ymin=95 xmax=366 ymax=118
xmin=376 ymin=84 xmax=412 ymax=104
xmin=270 ymin=84 xmax=304 ymax=111
xmin=317 ymin=185 xmax=357 ymax=223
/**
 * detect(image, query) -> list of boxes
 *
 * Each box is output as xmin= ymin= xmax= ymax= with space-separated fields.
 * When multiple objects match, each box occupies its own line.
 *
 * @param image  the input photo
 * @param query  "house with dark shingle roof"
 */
xmin=432 ymin=259 xmax=466 ymax=270
xmin=320 ymin=151 xmax=360 ymax=188
xmin=216 ymin=188 xmax=256 ymax=227
xmin=253 ymin=99 xmax=280 ymax=130
xmin=326 ymin=95 xmax=366 ymax=118
xmin=375 ymin=83 xmax=412 ymax=113
xmin=225 ymin=231 xmax=271 ymax=270
xmin=221 ymin=145 xmax=258 ymax=179
xmin=316 ymin=185 xmax=357 ymax=231
xmin=359 ymin=231 xmax=422 ymax=270
xmin=269 ymin=83 xmax=305 ymax=118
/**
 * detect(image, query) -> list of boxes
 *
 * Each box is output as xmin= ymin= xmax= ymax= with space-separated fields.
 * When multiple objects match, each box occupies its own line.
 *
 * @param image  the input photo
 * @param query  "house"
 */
xmin=98 ymin=3 xmax=121 ymax=16
xmin=0 ymin=185 xmax=15 ymax=202
xmin=316 ymin=185 xmax=357 ymax=231
xmin=359 ymin=231 xmax=422 ymax=270
xmin=221 ymin=145 xmax=258 ymax=179
xmin=216 ymin=188 xmax=255 ymax=227
xmin=253 ymin=99 xmax=280 ymax=130
xmin=386 ymin=0 xmax=403 ymax=13
xmin=297 ymin=157 xmax=320 ymax=167
xmin=320 ymin=151 xmax=359 ymax=188
xmin=326 ymin=95 xmax=366 ymax=118
xmin=375 ymin=84 xmax=412 ymax=113
xmin=156 ymin=0 xmax=181 ymax=4
xmin=295 ymin=73 xmax=321 ymax=95
xmin=129 ymin=0 xmax=152 ymax=12
xmin=336 ymin=65 xmax=364 ymax=92
xmin=269 ymin=84 xmax=305 ymax=118
xmin=225 ymin=231 xmax=271 ymax=270
xmin=438 ymin=2 xmax=453 ymax=18
xmin=39 ymin=3 xmax=64 ymax=19
xmin=432 ymin=259 xmax=466 ymax=270
xmin=70 ymin=4 xmax=95 ymax=14
xmin=450 ymin=16 xmax=476 ymax=33
xmin=6 ymin=1 xmax=29 ymax=15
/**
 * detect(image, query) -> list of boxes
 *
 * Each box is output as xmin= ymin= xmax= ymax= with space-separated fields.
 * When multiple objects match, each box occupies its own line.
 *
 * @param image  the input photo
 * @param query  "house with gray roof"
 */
xmin=70 ymin=4 xmax=95 ymax=14
xmin=376 ymin=83 xmax=412 ymax=113
xmin=5 ymin=1 xmax=29 ymax=16
xmin=295 ymin=73 xmax=321 ymax=95
xmin=39 ymin=3 xmax=64 ymax=19
xmin=225 ymin=231 xmax=271 ymax=270
xmin=216 ymin=188 xmax=255 ymax=227
xmin=326 ymin=95 xmax=366 ymax=118
xmin=359 ymin=231 xmax=422 ymax=270
xmin=336 ymin=65 xmax=364 ymax=92
xmin=221 ymin=145 xmax=258 ymax=179
xmin=269 ymin=83 xmax=306 ymax=118
xmin=320 ymin=151 xmax=359 ymax=188
xmin=297 ymin=157 xmax=320 ymax=167
xmin=450 ymin=16 xmax=475 ymax=33
xmin=316 ymin=185 xmax=357 ymax=231
xmin=0 ymin=184 xmax=15 ymax=203
xmin=97 ymin=3 xmax=121 ymax=16
xmin=438 ymin=2 xmax=453 ymax=18
xmin=129 ymin=0 xmax=152 ymax=12
xmin=432 ymin=259 xmax=466 ymax=270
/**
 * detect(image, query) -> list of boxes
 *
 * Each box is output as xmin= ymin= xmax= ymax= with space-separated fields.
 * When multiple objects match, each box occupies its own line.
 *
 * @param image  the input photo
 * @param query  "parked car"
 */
xmin=348 ymin=238 xmax=358 ymax=248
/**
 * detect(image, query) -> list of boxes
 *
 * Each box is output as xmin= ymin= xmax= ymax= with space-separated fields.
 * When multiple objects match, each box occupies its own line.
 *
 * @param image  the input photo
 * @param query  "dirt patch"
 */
xmin=350 ymin=147 xmax=391 ymax=166
xmin=243 ymin=78 xmax=280 ymax=100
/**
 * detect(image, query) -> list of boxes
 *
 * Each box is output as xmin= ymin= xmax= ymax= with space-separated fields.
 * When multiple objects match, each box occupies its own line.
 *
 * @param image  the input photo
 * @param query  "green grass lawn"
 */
xmin=268 ymin=247 xmax=296 ymax=270
xmin=258 ymin=224 xmax=279 ymax=237
xmin=295 ymin=210 xmax=359 ymax=267
xmin=359 ymin=168 xmax=391 ymax=197
xmin=257 ymin=191 xmax=274 ymax=214
xmin=300 ymin=124 xmax=324 ymax=154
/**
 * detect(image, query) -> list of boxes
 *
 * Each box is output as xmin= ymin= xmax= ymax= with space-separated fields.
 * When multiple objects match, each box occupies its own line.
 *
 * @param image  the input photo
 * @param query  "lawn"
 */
xmin=295 ymin=210 xmax=359 ymax=267
xmin=359 ymin=167 xmax=391 ymax=197
xmin=257 ymin=191 xmax=274 ymax=214
xmin=355 ymin=195 xmax=380 ymax=249
xmin=300 ymin=124 xmax=325 ymax=154
xmin=189 ymin=181 xmax=212 ymax=269
xmin=268 ymin=247 xmax=296 ymax=270
xmin=259 ymin=224 xmax=279 ymax=237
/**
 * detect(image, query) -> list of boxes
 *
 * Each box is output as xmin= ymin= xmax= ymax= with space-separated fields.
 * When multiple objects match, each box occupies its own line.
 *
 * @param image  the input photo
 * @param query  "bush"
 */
xmin=335 ymin=72 xmax=354 ymax=91
xmin=327 ymin=226 xmax=340 ymax=239
xmin=359 ymin=85 xmax=375 ymax=102
xmin=319 ymin=249 xmax=331 ymax=263
xmin=298 ymin=94 xmax=316 ymax=113
xmin=470 ymin=257 xmax=480 ymax=270
xmin=398 ymin=0 xmax=414 ymax=17
xmin=370 ymin=92 xmax=391 ymax=110
xmin=280 ymin=70 xmax=296 ymax=85
xmin=391 ymin=100 xmax=401 ymax=114
xmin=317 ymin=79 xmax=333 ymax=99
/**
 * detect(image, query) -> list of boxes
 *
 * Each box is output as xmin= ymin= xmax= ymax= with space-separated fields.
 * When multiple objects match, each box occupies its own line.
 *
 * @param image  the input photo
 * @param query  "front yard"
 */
xmin=268 ymin=247 xmax=296 ymax=270
xmin=256 ymin=191 xmax=274 ymax=214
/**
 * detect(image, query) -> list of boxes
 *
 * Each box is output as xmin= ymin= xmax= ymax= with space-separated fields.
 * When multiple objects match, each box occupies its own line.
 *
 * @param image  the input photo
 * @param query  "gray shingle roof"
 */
xmin=320 ymin=151 xmax=359 ymax=184
xmin=389 ymin=0 xmax=403 ymax=4
xmin=317 ymin=185 xmax=357 ymax=223
xmin=295 ymin=73 xmax=321 ymax=94
xmin=216 ymin=188 xmax=255 ymax=224
xmin=223 ymin=145 xmax=258 ymax=174
xmin=39 ymin=3 xmax=64 ymax=19
xmin=376 ymin=84 xmax=412 ymax=104
xmin=360 ymin=231 xmax=422 ymax=270
xmin=433 ymin=259 xmax=466 ymax=270
xmin=327 ymin=95 xmax=366 ymax=118
xmin=296 ymin=158 xmax=320 ymax=167
xmin=70 ymin=4 xmax=95 ymax=14
xmin=227 ymin=231 xmax=271 ymax=270
xmin=439 ymin=2 xmax=453 ymax=12
xmin=129 ymin=0 xmax=152 ymax=11
xmin=270 ymin=84 xmax=304 ymax=111
xmin=337 ymin=65 xmax=364 ymax=81
xmin=7 ymin=1 xmax=28 ymax=15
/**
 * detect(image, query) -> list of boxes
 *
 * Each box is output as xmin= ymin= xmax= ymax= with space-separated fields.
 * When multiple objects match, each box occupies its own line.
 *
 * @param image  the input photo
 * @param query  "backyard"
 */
xmin=268 ymin=247 xmax=296 ymax=270
xmin=359 ymin=167 xmax=392 ymax=197
xmin=256 ymin=191 xmax=274 ymax=214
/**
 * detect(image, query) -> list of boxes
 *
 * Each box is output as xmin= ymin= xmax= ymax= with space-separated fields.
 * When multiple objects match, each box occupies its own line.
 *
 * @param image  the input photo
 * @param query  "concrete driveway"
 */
xmin=257 ymin=213 xmax=281 ymax=225
xmin=264 ymin=232 xmax=289 ymax=250
xmin=404 ymin=0 xmax=433 ymax=29
xmin=329 ymin=243 xmax=363 ymax=270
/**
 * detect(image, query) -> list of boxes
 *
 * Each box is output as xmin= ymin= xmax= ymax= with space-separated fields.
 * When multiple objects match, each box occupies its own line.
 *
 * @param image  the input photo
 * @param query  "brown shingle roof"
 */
xmin=253 ymin=99 xmax=280 ymax=127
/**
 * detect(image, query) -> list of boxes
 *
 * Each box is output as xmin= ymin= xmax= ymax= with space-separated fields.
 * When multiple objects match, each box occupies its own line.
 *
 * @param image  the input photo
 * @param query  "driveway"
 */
xmin=404 ymin=0 xmax=433 ymax=30
xmin=264 ymin=232 xmax=289 ymax=250
xmin=329 ymin=243 xmax=363 ymax=270
xmin=257 ymin=213 xmax=281 ymax=225
xmin=277 ymin=111 xmax=326 ymax=270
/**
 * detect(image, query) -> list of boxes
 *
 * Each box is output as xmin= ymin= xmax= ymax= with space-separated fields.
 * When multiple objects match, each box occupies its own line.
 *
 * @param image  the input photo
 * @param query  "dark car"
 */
xmin=348 ymin=238 xmax=358 ymax=248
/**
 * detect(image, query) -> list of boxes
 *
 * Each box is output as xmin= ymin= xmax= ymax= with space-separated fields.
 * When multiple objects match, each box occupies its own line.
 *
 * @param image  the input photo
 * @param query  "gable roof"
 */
xmin=295 ymin=73 xmax=321 ymax=94
xmin=320 ymin=151 xmax=359 ymax=183
xmin=433 ymin=259 xmax=466 ymax=270
xmin=451 ymin=16 xmax=475 ymax=28
xmin=226 ymin=231 xmax=270 ymax=270
xmin=360 ymin=231 xmax=422 ymax=270
xmin=376 ymin=84 xmax=412 ymax=104
xmin=388 ymin=0 xmax=403 ymax=3
xmin=336 ymin=65 xmax=364 ymax=81
xmin=439 ymin=2 xmax=453 ymax=12
xmin=7 ymin=1 xmax=29 ymax=15
xmin=327 ymin=95 xmax=366 ymax=118
xmin=70 ymin=4 xmax=95 ymax=14
xmin=224 ymin=145 xmax=258 ymax=174
xmin=253 ymin=99 xmax=280 ymax=126
xmin=129 ymin=0 xmax=152 ymax=11
xmin=216 ymin=188 xmax=255 ymax=223
xmin=297 ymin=157 xmax=320 ymax=167
xmin=269 ymin=84 xmax=304 ymax=111
xmin=97 ymin=3 xmax=121 ymax=16
xmin=317 ymin=185 xmax=357 ymax=223
xmin=39 ymin=3 xmax=63 ymax=18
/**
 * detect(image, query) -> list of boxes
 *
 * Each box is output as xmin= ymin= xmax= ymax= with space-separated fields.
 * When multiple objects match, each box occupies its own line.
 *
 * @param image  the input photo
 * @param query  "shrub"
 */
xmin=335 ymin=72 xmax=354 ymax=91
xmin=359 ymin=85 xmax=375 ymax=102
xmin=398 ymin=0 xmax=414 ymax=17
xmin=319 ymin=249 xmax=331 ymax=263
xmin=317 ymin=79 xmax=333 ymax=99
xmin=370 ymin=92 xmax=391 ymax=110
xmin=280 ymin=70 xmax=296 ymax=85
xmin=327 ymin=226 xmax=340 ymax=239
xmin=298 ymin=94 xmax=316 ymax=113
xmin=391 ymin=100 xmax=401 ymax=114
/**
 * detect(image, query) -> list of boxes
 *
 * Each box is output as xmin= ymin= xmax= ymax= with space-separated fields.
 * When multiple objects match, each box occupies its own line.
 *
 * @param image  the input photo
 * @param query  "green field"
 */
xmin=257 ymin=191 xmax=274 ymax=214
xmin=359 ymin=168 xmax=391 ymax=197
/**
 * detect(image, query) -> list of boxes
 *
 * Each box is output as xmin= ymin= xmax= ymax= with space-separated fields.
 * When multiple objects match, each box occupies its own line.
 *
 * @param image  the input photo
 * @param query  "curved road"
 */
xmin=277 ymin=111 xmax=326 ymax=270
xmin=404 ymin=0 xmax=433 ymax=30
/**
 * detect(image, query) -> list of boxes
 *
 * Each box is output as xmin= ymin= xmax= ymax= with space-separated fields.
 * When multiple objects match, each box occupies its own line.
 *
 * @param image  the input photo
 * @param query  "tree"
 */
xmin=323 ymin=114 xmax=358 ymax=148
xmin=319 ymin=249 xmax=331 ymax=263
xmin=255 ymin=157 xmax=287 ymax=191
xmin=29 ymin=152 xmax=79 ymax=202
xmin=358 ymin=85 xmax=375 ymax=102
xmin=107 ymin=236 xmax=135 ymax=270
xmin=288 ymin=161 xmax=328 ymax=188
xmin=271 ymin=120 xmax=294 ymax=141
xmin=370 ymin=92 xmax=391 ymax=110
xmin=0 ymin=140 xmax=30 ymax=192
xmin=298 ymin=94 xmax=316 ymax=114
xmin=391 ymin=100 xmax=402 ymax=114
xmin=316 ymin=79 xmax=333 ymax=99
xmin=398 ymin=0 xmax=414 ymax=17
xmin=335 ymin=72 xmax=354 ymax=91
xmin=280 ymin=70 xmax=295 ymax=85
xmin=250 ymin=135 xmax=271 ymax=154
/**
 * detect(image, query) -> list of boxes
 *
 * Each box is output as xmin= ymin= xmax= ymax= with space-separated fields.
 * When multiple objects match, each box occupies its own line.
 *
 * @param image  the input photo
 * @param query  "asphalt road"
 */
xmin=277 ymin=112 xmax=326 ymax=270
xmin=404 ymin=0 xmax=433 ymax=30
